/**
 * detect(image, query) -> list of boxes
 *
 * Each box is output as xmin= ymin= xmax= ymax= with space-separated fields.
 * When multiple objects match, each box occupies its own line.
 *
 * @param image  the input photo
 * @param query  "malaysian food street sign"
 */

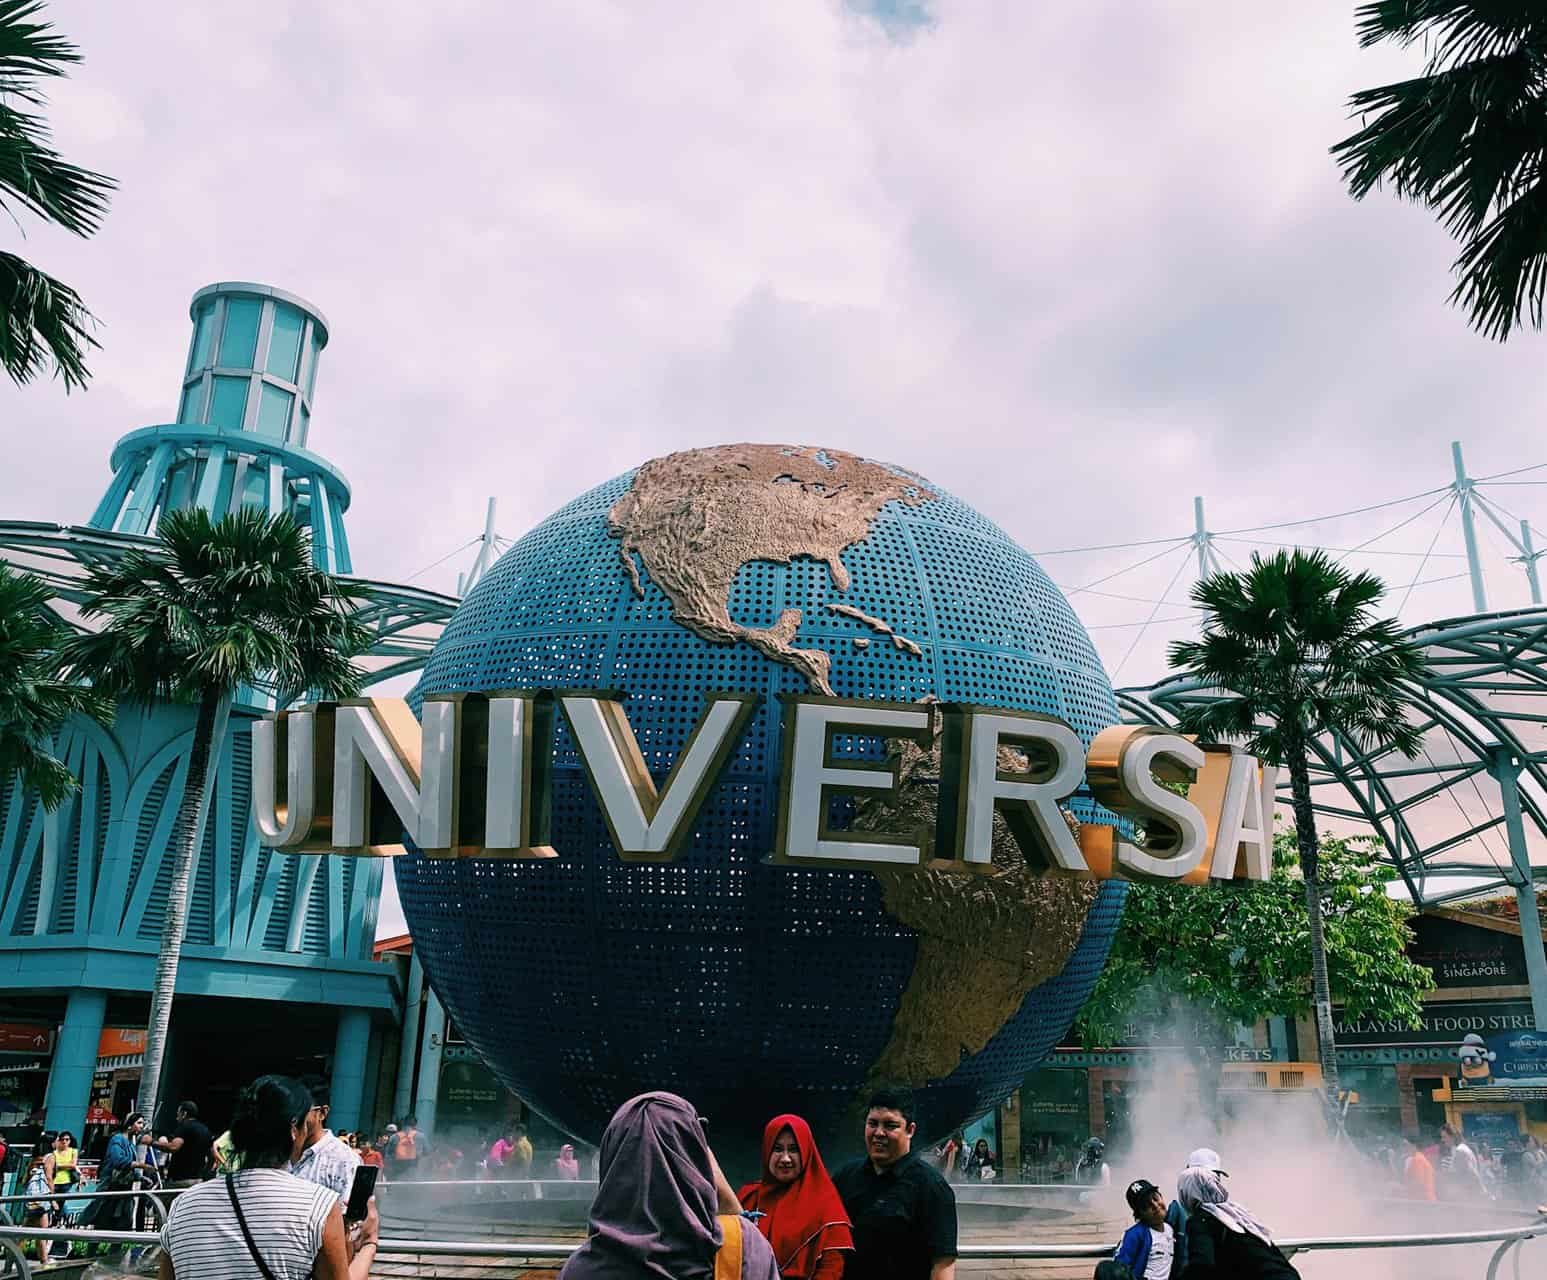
xmin=254 ymin=694 xmax=1274 ymax=885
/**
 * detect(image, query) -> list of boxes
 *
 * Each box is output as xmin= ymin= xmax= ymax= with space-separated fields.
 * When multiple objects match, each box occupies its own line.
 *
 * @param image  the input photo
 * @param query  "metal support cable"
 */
xmin=1060 ymin=539 xmax=1192 ymax=596
xmin=1473 ymin=488 xmax=1547 ymax=550
xmin=1111 ymin=545 xmax=1194 ymax=680
xmin=1398 ymin=497 xmax=1458 ymax=614
xmin=1213 ymin=485 xmax=1450 ymax=536
xmin=404 ymin=536 xmax=481 ymax=583
xmin=1474 ymin=460 xmax=1547 ymax=482
xmin=1338 ymin=491 xmax=1461 ymax=559
xmin=1215 ymin=536 xmax=1463 ymax=558
xmin=1035 ymin=485 xmax=1452 ymax=560
xmin=1032 ymin=533 xmax=1201 ymax=556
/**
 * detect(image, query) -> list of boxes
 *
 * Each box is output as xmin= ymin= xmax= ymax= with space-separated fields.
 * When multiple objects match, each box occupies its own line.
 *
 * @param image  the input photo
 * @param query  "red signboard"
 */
xmin=0 ymin=1023 xmax=52 ymax=1053
xmin=97 ymin=1027 xmax=146 ymax=1058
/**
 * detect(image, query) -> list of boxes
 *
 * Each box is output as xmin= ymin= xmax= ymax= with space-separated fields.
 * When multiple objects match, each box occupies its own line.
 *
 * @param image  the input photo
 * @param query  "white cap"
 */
xmin=1185 ymin=1147 xmax=1227 ymax=1174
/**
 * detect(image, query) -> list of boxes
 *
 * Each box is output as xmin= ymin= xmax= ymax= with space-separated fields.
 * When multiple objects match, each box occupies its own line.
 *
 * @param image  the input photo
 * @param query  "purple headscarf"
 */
xmin=558 ymin=1092 xmax=724 ymax=1280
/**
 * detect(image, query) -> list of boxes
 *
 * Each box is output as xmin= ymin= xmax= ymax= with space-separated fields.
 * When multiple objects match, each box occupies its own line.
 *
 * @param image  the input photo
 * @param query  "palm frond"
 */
xmin=1334 ymin=4 xmax=1547 ymax=339
xmin=0 ymin=250 xmax=98 ymax=389
xmin=0 ymin=561 xmax=110 ymax=808
xmin=1168 ymin=549 xmax=1424 ymax=767
xmin=63 ymin=508 xmax=367 ymax=709
xmin=0 ymin=0 xmax=114 ymax=234
xmin=0 ymin=1 xmax=80 ymax=102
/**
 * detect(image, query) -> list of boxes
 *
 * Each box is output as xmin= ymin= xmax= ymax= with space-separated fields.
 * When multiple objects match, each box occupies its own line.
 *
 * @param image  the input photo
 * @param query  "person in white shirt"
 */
xmin=1114 ymin=1179 xmax=1177 ymax=1280
xmin=289 ymin=1081 xmax=361 ymax=1199
xmin=159 ymin=1075 xmax=377 ymax=1280
xmin=1438 ymin=1124 xmax=1489 ymax=1201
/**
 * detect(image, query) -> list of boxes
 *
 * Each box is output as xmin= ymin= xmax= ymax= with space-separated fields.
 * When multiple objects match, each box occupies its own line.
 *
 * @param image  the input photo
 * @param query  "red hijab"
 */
xmin=737 ymin=1115 xmax=853 ymax=1280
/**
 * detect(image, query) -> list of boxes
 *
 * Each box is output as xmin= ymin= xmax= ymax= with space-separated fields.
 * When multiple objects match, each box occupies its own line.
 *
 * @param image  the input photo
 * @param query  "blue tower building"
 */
xmin=0 ymin=284 xmax=401 ymax=1139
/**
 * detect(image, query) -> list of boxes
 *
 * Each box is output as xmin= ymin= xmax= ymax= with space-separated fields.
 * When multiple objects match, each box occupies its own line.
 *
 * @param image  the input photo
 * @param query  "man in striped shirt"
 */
xmin=288 ymin=1081 xmax=360 ymax=1198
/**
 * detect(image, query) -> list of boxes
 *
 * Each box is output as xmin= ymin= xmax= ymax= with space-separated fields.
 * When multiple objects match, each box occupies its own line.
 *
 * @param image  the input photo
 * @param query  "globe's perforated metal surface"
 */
xmin=398 ymin=458 xmax=1126 ymax=1158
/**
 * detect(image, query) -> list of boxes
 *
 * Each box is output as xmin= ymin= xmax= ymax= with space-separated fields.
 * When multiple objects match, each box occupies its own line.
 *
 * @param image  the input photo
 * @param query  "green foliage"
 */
xmin=1332 ymin=2 xmax=1547 ymax=339
xmin=59 ymin=507 xmax=371 ymax=707
xmin=1167 ymin=549 xmax=1425 ymax=773
xmin=0 ymin=562 xmax=110 ymax=809
xmin=0 ymin=0 xmax=114 ymax=389
xmin=1076 ymin=831 xmax=1434 ymax=1047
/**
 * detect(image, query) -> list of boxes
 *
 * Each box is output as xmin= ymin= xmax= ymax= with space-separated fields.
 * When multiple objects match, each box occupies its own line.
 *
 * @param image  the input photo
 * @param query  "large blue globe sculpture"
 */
xmin=398 ymin=445 xmax=1126 ymax=1160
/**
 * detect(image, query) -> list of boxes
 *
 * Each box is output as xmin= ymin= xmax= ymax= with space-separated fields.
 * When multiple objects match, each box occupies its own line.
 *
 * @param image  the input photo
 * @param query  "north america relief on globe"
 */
xmin=607 ymin=445 xmax=933 ymax=692
xmin=396 ymin=442 xmax=1127 ymax=1158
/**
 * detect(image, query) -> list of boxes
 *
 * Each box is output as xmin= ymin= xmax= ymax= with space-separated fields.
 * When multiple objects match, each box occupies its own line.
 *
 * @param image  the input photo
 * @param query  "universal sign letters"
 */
xmin=253 ymin=693 xmax=1275 ymax=884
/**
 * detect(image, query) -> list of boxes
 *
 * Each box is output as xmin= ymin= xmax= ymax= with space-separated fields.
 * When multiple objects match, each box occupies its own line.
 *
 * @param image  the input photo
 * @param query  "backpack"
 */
xmin=396 ymin=1129 xmax=418 ymax=1160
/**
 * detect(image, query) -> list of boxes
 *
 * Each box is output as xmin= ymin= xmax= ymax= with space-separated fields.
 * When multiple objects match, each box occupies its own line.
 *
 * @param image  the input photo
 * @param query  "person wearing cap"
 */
xmin=1114 ymin=1179 xmax=1178 ymax=1280
xmin=1163 ymin=1147 xmax=1223 ymax=1274
xmin=1175 ymin=1161 xmax=1299 ymax=1279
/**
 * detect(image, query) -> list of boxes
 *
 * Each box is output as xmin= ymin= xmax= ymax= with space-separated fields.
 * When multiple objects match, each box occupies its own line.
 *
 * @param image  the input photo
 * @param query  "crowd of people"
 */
xmin=11 ymin=1078 xmax=1547 ymax=1277
xmin=1387 ymin=1125 xmax=1547 ymax=1204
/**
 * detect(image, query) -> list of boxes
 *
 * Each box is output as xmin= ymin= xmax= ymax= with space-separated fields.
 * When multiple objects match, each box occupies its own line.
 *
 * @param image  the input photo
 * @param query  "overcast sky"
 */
xmin=8 ymin=2 xmax=1547 ymax=932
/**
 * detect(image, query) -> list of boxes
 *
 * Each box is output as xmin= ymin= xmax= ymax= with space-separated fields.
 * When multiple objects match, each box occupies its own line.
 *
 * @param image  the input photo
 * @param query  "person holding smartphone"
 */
xmin=159 ymin=1076 xmax=378 ymax=1280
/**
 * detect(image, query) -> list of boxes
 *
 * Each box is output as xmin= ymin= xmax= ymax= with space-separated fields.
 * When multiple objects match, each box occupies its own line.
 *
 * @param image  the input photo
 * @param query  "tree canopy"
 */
xmin=1076 ymin=831 xmax=1434 ymax=1049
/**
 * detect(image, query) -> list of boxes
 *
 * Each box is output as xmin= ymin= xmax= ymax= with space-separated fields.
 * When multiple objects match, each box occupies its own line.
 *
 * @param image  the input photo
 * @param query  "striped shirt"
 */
xmin=162 ymin=1168 xmax=336 ymax=1279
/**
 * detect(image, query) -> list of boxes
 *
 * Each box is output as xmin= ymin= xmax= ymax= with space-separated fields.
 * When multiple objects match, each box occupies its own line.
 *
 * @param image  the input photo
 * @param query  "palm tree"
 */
xmin=59 ymin=507 xmax=369 ymax=1129
xmin=1167 ymin=549 xmax=1424 ymax=1111
xmin=0 ymin=0 xmax=115 ymax=389
xmin=0 ymin=562 xmax=109 ymax=807
xmin=1331 ymin=4 xmax=1547 ymax=340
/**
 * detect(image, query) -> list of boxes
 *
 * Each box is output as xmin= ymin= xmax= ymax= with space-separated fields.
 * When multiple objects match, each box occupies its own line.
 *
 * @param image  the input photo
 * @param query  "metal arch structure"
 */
xmin=0 ymin=519 xmax=457 ymax=691
xmin=1120 ymin=604 xmax=1547 ymax=1028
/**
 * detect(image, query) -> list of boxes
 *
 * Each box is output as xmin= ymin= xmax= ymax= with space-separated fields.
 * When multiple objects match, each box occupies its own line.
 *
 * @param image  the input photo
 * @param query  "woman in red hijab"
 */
xmin=737 ymin=1114 xmax=853 ymax=1280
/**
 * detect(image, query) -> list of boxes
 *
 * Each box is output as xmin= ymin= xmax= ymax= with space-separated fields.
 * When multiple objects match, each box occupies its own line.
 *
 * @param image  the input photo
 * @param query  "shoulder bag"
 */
xmin=714 ymin=1214 xmax=743 ymax=1280
xmin=226 ymin=1173 xmax=315 ymax=1280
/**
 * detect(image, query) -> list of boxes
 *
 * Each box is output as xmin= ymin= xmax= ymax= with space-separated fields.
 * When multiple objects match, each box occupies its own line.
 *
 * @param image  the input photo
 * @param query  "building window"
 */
xmin=266 ymin=304 xmax=304 ymax=382
xmin=306 ymin=329 xmax=322 ymax=399
xmin=209 ymin=376 xmax=249 ymax=430
xmin=219 ymin=297 xmax=262 ymax=369
xmin=256 ymin=383 xmax=293 ymax=439
xmin=240 ymin=465 xmax=268 ymax=511
xmin=177 ymin=379 xmax=204 ymax=424
xmin=189 ymin=301 xmax=216 ymax=373
xmin=296 ymin=403 xmax=311 ymax=447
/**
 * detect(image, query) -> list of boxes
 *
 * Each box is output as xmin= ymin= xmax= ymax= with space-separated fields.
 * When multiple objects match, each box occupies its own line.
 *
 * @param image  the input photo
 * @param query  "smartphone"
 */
xmin=344 ymin=1164 xmax=378 ymax=1222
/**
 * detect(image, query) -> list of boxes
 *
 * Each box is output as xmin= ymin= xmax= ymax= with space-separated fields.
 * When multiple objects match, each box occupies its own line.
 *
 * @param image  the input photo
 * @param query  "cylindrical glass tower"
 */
xmin=88 ymin=282 xmax=352 ymax=573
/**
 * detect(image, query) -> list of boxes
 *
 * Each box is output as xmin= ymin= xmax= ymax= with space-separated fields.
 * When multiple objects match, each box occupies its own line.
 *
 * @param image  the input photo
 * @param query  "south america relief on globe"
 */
xmin=396 ymin=442 xmax=1126 ymax=1158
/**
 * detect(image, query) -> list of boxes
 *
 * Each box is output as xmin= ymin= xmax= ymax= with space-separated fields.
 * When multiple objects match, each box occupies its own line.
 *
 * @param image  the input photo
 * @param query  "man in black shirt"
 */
xmin=833 ymin=1086 xmax=957 ymax=1280
xmin=154 ymin=1100 xmax=213 ymax=1185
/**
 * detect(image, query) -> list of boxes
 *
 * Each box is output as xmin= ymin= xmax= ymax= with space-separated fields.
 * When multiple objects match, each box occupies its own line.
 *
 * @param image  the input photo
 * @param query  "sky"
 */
xmin=8 ymin=2 xmax=1547 ymax=932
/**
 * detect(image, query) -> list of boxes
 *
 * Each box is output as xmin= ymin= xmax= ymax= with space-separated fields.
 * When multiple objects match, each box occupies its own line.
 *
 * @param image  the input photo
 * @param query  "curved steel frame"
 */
xmin=1121 ymin=605 xmax=1547 ymax=906
xmin=0 ymin=519 xmax=457 ymax=690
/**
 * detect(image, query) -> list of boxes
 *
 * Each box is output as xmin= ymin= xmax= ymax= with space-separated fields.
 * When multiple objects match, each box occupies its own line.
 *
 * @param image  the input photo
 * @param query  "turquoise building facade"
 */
xmin=1 ymin=284 xmax=396 ymax=1139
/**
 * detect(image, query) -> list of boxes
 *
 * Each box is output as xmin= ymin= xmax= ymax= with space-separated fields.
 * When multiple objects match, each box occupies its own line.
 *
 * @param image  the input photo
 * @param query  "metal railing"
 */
xmin=0 ymin=1213 xmax=1539 ymax=1279
xmin=0 ymin=1186 xmax=176 ymax=1228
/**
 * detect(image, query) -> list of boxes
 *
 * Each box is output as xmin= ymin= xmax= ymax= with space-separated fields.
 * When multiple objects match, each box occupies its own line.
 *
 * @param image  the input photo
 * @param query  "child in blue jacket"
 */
xmin=1114 ymin=1178 xmax=1180 ymax=1280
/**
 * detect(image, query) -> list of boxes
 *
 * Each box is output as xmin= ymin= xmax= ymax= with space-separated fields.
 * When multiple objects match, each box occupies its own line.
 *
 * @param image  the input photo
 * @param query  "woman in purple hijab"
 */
xmin=560 ymin=1092 xmax=781 ymax=1280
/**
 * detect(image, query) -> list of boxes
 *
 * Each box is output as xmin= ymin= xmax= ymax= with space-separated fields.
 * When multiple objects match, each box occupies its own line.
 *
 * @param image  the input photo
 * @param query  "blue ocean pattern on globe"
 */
xmin=397 ymin=446 xmax=1126 ymax=1157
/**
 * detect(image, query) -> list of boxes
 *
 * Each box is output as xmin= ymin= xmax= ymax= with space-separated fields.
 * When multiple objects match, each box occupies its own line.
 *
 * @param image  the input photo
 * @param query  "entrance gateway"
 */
xmin=254 ymin=694 xmax=1275 ymax=884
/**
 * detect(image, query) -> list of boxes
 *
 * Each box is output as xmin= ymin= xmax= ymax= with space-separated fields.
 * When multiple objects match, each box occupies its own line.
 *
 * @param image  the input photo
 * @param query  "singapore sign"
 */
xmin=253 ymin=692 xmax=1275 ymax=885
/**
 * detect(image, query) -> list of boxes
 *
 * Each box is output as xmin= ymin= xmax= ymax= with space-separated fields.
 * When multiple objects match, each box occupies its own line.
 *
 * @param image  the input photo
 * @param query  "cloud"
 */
xmin=8 ymin=3 xmax=1547 ymax=932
